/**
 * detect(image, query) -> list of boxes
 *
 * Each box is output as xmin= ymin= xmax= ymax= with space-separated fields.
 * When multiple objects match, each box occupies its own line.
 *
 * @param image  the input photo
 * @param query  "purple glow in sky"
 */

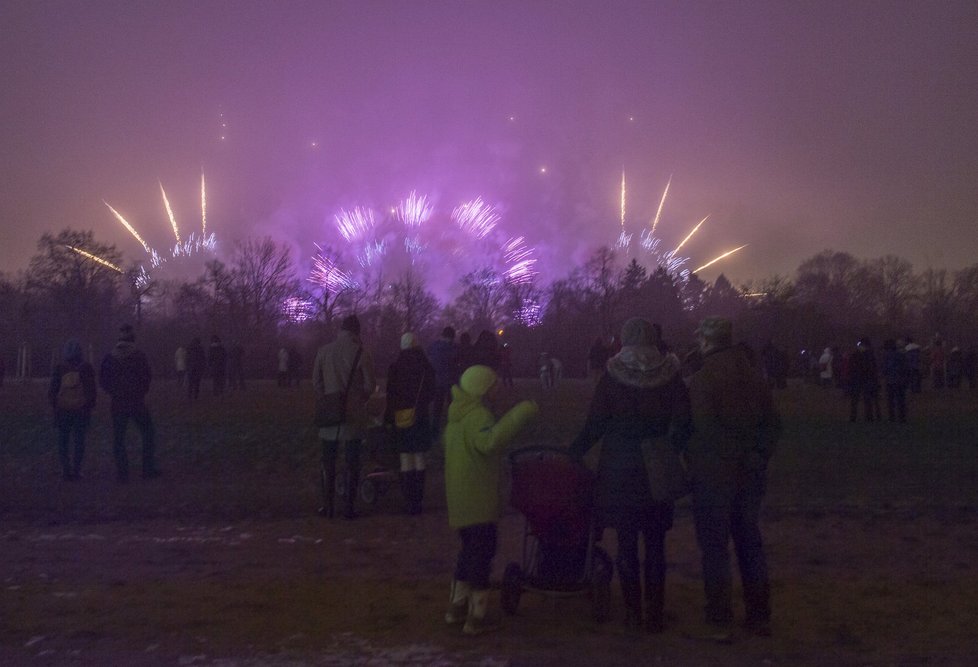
xmin=2 ymin=1 xmax=977 ymax=285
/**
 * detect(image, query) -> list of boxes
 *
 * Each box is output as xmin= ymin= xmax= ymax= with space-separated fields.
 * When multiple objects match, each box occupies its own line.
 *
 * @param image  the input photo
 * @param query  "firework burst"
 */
xmin=105 ymin=173 xmax=218 ymax=274
xmin=310 ymin=192 xmax=540 ymax=303
xmin=615 ymin=174 xmax=742 ymax=279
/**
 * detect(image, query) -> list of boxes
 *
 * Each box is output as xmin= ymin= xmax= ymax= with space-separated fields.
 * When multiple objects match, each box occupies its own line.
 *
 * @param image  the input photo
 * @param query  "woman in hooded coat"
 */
xmin=570 ymin=317 xmax=691 ymax=632
xmin=48 ymin=339 xmax=97 ymax=480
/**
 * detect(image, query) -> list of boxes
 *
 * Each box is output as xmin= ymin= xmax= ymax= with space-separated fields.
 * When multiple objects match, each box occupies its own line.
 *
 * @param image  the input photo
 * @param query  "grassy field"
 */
xmin=1 ymin=377 xmax=977 ymax=665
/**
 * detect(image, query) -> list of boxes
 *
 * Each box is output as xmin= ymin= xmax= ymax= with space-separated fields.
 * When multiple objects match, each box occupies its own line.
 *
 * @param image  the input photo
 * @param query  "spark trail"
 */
xmin=693 ymin=244 xmax=748 ymax=274
xmin=335 ymin=207 xmax=377 ymax=243
xmin=650 ymin=175 xmax=672 ymax=235
xmin=671 ymin=215 xmax=710 ymax=256
xmin=452 ymin=198 xmax=499 ymax=239
xmin=103 ymin=201 xmax=150 ymax=252
xmin=620 ymin=170 xmax=626 ymax=229
xmin=66 ymin=245 xmax=123 ymax=273
xmin=396 ymin=191 xmax=432 ymax=228
xmin=201 ymin=173 xmax=207 ymax=236
xmin=159 ymin=182 xmax=180 ymax=243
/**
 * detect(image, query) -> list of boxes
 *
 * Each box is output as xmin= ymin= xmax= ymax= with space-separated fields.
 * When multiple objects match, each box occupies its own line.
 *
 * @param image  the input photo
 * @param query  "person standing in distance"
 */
xmin=99 ymin=324 xmax=161 ymax=482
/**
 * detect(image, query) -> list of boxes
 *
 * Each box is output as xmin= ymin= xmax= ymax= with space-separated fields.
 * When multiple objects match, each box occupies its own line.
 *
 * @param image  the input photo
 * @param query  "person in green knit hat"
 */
xmin=443 ymin=364 xmax=538 ymax=635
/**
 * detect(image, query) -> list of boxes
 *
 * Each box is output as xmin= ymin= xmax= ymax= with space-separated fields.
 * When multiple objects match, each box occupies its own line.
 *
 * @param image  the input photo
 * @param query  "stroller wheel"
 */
xmin=359 ymin=478 xmax=377 ymax=505
xmin=590 ymin=546 xmax=613 ymax=623
xmin=501 ymin=562 xmax=523 ymax=615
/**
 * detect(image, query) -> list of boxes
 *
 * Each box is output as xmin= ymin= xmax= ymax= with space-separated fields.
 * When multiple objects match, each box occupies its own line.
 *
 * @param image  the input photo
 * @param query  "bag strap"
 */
xmin=411 ymin=372 xmax=425 ymax=409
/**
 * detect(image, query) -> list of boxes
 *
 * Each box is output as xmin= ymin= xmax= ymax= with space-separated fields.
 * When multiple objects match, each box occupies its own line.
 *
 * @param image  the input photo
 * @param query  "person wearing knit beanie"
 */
xmin=443 ymin=364 xmax=538 ymax=635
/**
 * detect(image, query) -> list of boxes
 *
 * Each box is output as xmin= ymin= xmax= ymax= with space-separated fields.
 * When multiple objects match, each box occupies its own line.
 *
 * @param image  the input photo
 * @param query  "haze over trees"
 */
xmin=3 ymin=230 xmax=978 ymax=379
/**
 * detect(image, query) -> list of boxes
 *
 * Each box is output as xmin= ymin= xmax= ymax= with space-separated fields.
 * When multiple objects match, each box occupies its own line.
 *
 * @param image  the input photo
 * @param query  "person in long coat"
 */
xmin=686 ymin=317 xmax=781 ymax=639
xmin=569 ymin=317 xmax=691 ymax=633
xmin=384 ymin=332 xmax=436 ymax=514
xmin=312 ymin=315 xmax=376 ymax=519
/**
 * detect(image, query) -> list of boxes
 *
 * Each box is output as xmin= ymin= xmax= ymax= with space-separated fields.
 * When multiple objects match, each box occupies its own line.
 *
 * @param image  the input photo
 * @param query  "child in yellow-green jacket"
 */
xmin=443 ymin=365 xmax=538 ymax=635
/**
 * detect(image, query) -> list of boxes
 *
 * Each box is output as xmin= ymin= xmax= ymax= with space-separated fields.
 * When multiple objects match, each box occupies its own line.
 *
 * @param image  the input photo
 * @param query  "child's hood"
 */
xmin=447 ymin=384 xmax=484 ymax=423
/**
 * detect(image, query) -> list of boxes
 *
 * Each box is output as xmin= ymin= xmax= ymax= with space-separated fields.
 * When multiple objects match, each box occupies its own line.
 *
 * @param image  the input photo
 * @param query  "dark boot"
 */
xmin=400 ymin=472 xmax=413 ymax=514
xmin=412 ymin=470 xmax=426 ymax=515
xmin=319 ymin=441 xmax=337 ymax=518
xmin=644 ymin=577 xmax=665 ymax=633
xmin=620 ymin=577 xmax=643 ymax=630
xmin=343 ymin=441 xmax=361 ymax=519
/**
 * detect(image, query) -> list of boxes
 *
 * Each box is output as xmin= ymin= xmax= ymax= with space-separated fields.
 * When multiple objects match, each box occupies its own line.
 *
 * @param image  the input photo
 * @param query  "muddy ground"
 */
xmin=2 ymin=378 xmax=977 ymax=665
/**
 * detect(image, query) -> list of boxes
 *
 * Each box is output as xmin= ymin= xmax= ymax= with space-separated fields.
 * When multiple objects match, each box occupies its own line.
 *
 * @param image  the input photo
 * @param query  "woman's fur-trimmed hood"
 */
xmin=606 ymin=345 xmax=681 ymax=389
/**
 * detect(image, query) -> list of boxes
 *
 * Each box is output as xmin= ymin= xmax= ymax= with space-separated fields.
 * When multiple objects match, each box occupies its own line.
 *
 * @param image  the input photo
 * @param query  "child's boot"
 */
xmin=463 ymin=589 xmax=499 ymax=635
xmin=445 ymin=579 xmax=470 ymax=624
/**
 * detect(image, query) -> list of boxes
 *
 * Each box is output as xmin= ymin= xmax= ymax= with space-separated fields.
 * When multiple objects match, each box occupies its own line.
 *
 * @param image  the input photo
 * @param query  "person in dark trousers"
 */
xmin=570 ymin=318 xmax=692 ymax=633
xmin=587 ymin=336 xmax=611 ymax=382
xmin=384 ymin=332 xmax=435 ymax=514
xmin=208 ymin=336 xmax=227 ymax=396
xmin=312 ymin=315 xmax=376 ymax=519
xmin=99 ymin=324 xmax=160 ymax=482
xmin=227 ymin=341 xmax=245 ymax=391
xmin=904 ymin=338 xmax=923 ymax=393
xmin=427 ymin=327 xmax=460 ymax=440
xmin=186 ymin=337 xmax=206 ymax=400
xmin=882 ymin=339 xmax=909 ymax=422
xmin=457 ymin=332 xmax=474 ymax=373
xmin=49 ymin=339 xmax=97 ymax=480
xmin=686 ymin=317 xmax=781 ymax=640
xmin=470 ymin=330 xmax=500 ymax=370
xmin=847 ymin=338 xmax=880 ymax=422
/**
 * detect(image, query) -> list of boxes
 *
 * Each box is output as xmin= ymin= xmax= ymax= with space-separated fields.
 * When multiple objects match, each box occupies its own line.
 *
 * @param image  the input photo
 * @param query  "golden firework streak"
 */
xmin=160 ymin=181 xmax=180 ymax=243
xmin=693 ymin=245 xmax=748 ymax=274
xmin=671 ymin=215 xmax=710 ymax=256
xmin=103 ymin=201 xmax=150 ymax=252
xmin=650 ymin=175 xmax=671 ymax=235
xmin=66 ymin=245 xmax=123 ymax=273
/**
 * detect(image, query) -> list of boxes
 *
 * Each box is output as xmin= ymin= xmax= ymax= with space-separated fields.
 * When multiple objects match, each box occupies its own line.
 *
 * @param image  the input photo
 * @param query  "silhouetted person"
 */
xmin=99 ymin=324 xmax=160 ymax=482
xmin=458 ymin=332 xmax=474 ymax=373
xmin=847 ymin=338 xmax=880 ymax=422
xmin=208 ymin=335 xmax=227 ymax=395
xmin=277 ymin=346 xmax=290 ymax=387
xmin=930 ymin=338 xmax=946 ymax=389
xmin=174 ymin=345 xmax=187 ymax=387
xmin=587 ymin=336 xmax=611 ymax=381
xmin=904 ymin=337 xmax=922 ymax=393
xmin=186 ymin=337 xmax=206 ymax=400
xmin=49 ymin=339 xmax=97 ymax=480
xmin=964 ymin=347 xmax=977 ymax=390
xmin=882 ymin=339 xmax=909 ymax=423
xmin=470 ymin=330 xmax=500 ymax=370
xmin=427 ymin=326 xmax=459 ymax=437
xmin=384 ymin=332 xmax=435 ymax=515
xmin=313 ymin=315 xmax=376 ymax=519
xmin=228 ymin=341 xmax=245 ymax=391
xmin=947 ymin=346 xmax=963 ymax=389
xmin=498 ymin=343 xmax=514 ymax=388
xmin=687 ymin=317 xmax=780 ymax=639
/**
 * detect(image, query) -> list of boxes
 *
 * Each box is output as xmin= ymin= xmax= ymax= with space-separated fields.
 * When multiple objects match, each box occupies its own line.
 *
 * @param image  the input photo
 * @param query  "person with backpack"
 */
xmin=99 ymin=324 xmax=161 ymax=482
xmin=48 ymin=339 xmax=97 ymax=481
xmin=686 ymin=317 xmax=781 ymax=640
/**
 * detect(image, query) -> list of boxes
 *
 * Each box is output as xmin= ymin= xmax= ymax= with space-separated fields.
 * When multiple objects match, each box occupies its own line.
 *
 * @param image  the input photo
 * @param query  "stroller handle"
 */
xmin=508 ymin=445 xmax=581 ymax=467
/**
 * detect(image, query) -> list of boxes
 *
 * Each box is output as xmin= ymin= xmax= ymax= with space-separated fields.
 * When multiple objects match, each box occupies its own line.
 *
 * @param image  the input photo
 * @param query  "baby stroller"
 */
xmin=326 ymin=424 xmax=399 ymax=507
xmin=501 ymin=447 xmax=613 ymax=621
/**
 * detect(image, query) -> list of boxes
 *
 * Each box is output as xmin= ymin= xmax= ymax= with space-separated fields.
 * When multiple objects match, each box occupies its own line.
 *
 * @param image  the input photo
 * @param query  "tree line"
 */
xmin=2 ymin=229 xmax=976 ymax=379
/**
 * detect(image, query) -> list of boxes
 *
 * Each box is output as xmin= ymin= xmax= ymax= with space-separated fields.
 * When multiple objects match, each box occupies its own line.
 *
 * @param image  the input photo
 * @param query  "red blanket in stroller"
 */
xmin=510 ymin=447 xmax=595 ymax=550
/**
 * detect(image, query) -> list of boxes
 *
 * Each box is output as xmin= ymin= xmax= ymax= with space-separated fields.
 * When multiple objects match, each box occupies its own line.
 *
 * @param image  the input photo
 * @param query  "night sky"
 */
xmin=2 ymin=0 xmax=976 ymax=285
